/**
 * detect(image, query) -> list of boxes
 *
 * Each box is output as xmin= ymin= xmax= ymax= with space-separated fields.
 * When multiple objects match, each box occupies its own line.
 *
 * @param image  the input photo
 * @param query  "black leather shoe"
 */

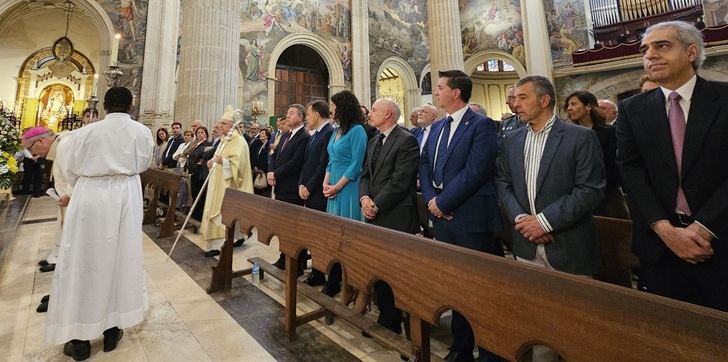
xmin=233 ymin=238 xmax=245 ymax=247
xmin=272 ymin=255 xmax=285 ymax=270
xmin=41 ymin=294 xmax=50 ymax=303
xmin=63 ymin=340 xmax=91 ymax=361
xmin=204 ymin=250 xmax=220 ymax=257
xmin=321 ymin=283 xmax=341 ymax=297
xmin=36 ymin=302 xmax=48 ymax=313
xmin=39 ymin=264 xmax=55 ymax=272
xmin=445 ymin=350 xmax=475 ymax=362
xmin=103 ymin=327 xmax=124 ymax=352
xmin=304 ymin=273 xmax=326 ymax=287
xmin=38 ymin=260 xmax=49 ymax=267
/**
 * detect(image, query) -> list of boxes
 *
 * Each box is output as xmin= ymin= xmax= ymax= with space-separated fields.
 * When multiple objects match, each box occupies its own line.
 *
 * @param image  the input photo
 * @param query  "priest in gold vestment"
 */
xmin=199 ymin=109 xmax=254 ymax=256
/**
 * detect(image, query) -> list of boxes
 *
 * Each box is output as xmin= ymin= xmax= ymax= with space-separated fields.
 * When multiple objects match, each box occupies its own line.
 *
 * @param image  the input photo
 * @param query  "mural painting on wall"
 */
xmin=37 ymin=84 xmax=74 ymax=131
xmin=97 ymin=0 xmax=149 ymax=118
xmin=239 ymin=0 xmax=353 ymax=105
xmin=545 ymin=0 xmax=588 ymax=67
xmin=368 ymin=0 xmax=429 ymax=99
xmin=460 ymin=0 xmax=525 ymax=66
xmin=704 ymin=0 xmax=728 ymax=27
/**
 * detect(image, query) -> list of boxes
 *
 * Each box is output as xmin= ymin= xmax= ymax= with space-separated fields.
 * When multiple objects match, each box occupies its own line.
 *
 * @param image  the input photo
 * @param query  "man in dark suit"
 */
xmin=360 ymin=99 xmax=420 ymax=336
xmin=268 ymin=104 xmax=311 ymax=269
xmin=161 ymin=122 xmax=184 ymax=168
xmin=419 ymin=70 xmax=502 ymax=362
xmin=497 ymin=76 xmax=605 ymax=275
xmin=298 ymin=100 xmax=334 ymax=286
xmin=617 ymin=21 xmax=728 ymax=312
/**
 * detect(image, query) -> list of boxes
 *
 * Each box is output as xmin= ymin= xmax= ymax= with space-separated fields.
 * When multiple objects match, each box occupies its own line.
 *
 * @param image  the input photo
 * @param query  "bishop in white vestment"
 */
xmin=44 ymin=88 xmax=154 ymax=354
xmin=199 ymin=111 xmax=254 ymax=253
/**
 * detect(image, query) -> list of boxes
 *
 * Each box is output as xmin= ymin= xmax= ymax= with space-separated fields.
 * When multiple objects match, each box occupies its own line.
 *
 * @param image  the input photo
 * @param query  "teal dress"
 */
xmin=326 ymin=124 xmax=367 ymax=220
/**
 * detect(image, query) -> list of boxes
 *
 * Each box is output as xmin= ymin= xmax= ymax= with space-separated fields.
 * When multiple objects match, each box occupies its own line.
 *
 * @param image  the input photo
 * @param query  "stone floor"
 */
xmin=0 ymin=196 xmax=453 ymax=361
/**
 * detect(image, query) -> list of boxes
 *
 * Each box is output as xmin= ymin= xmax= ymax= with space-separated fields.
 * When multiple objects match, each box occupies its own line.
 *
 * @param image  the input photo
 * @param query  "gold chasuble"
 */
xmin=200 ymin=130 xmax=253 ymax=242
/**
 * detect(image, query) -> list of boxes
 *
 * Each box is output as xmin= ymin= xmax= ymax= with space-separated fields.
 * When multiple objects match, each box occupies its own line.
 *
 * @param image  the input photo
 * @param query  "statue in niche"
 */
xmin=38 ymin=84 xmax=74 ymax=131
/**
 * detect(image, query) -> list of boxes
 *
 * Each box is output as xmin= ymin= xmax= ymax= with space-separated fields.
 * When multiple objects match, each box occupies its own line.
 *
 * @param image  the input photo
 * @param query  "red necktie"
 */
xmin=667 ymin=91 xmax=691 ymax=215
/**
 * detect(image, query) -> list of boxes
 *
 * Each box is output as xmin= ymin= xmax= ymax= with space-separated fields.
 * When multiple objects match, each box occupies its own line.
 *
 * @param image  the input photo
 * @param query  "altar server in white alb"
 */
xmin=44 ymin=87 xmax=155 ymax=361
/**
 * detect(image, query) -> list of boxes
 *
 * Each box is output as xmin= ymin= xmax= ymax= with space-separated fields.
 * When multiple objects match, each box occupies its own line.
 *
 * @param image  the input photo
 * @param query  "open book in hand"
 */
xmin=46 ymin=188 xmax=61 ymax=201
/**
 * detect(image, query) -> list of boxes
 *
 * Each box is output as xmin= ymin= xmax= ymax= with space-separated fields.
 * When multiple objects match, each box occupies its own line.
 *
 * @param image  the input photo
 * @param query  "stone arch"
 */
xmin=266 ymin=33 xmax=346 ymax=116
xmin=0 ymin=0 xmax=115 ymax=108
xmin=375 ymin=56 xmax=420 ymax=127
xmin=586 ymin=67 xmax=728 ymax=101
xmin=464 ymin=49 xmax=527 ymax=77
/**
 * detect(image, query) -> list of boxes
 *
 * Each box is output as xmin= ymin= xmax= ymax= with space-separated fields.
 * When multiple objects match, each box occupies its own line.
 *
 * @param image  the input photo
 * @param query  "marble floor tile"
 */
xmin=23 ymin=197 xmax=59 ymax=221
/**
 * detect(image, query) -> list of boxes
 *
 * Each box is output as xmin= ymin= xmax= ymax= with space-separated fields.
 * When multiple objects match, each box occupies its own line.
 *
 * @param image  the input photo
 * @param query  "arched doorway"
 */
xmin=266 ymin=33 xmax=346 ymax=119
xmin=375 ymin=56 xmax=419 ymax=127
xmin=464 ymin=51 xmax=525 ymax=121
xmin=272 ymin=45 xmax=329 ymax=117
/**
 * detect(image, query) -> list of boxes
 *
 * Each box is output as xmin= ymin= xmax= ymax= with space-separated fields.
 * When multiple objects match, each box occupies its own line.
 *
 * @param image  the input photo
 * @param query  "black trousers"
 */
xmin=22 ymin=158 xmax=44 ymax=194
xmin=190 ymin=172 xmax=206 ymax=221
xmin=639 ymin=223 xmax=728 ymax=312
xmin=433 ymin=220 xmax=505 ymax=360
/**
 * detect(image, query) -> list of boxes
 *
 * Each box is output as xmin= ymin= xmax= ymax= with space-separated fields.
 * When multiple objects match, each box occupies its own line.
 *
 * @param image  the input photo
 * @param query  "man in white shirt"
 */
xmin=617 ymin=21 xmax=728 ymax=312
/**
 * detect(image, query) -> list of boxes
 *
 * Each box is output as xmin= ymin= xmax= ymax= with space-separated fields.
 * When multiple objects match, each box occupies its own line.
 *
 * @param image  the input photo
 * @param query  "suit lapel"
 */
xmin=512 ymin=128 xmax=528 ymax=202
xmin=373 ymin=126 xmax=400 ymax=178
xmin=535 ymin=119 xmax=564 ymax=193
xmin=682 ymin=77 xmax=721 ymax=178
xmin=640 ymin=89 xmax=677 ymax=173
xmin=442 ymin=110 xmax=474 ymax=164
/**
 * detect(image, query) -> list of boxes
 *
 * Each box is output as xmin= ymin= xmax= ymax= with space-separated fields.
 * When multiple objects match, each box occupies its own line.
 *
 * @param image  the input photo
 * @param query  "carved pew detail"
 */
xmin=211 ymin=189 xmax=728 ymax=361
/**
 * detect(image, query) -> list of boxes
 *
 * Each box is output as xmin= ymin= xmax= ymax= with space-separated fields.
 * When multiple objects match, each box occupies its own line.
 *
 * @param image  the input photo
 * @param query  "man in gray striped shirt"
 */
xmin=496 ymin=76 xmax=605 ymax=276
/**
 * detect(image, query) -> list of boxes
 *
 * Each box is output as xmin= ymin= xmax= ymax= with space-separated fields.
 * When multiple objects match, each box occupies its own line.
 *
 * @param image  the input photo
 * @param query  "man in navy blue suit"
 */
xmin=299 ymin=100 xmax=334 ymax=286
xmin=419 ymin=70 xmax=502 ymax=362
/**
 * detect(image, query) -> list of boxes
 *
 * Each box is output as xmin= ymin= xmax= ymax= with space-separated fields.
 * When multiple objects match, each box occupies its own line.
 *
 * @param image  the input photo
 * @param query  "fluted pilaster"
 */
xmin=426 ymin=0 xmax=465 ymax=81
xmin=139 ymin=0 xmax=180 ymax=128
xmin=521 ymin=0 xmax=553 ymax=80
xmin=351 ymin=0 xmax=371 ymax=107
xmin=175 ymin=0 xmax=240 ymax=129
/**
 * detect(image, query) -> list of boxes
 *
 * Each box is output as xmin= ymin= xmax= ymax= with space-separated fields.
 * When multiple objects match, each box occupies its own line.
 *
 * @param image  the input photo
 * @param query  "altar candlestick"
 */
xmin=93 ymin=73 xmax=99 ymax=96
xmin=111 ymin=33 xmax=121 ymax=66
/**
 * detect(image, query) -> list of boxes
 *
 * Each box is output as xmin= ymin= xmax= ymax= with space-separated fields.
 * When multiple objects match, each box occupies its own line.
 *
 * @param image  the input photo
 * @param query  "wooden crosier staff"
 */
xmin=166 ymin=108 xmax=244 ymax=261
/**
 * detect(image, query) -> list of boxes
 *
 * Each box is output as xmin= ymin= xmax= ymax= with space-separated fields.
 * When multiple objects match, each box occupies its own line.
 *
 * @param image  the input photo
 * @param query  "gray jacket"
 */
xmin=496 ymin=117 xmax=605 ymax=275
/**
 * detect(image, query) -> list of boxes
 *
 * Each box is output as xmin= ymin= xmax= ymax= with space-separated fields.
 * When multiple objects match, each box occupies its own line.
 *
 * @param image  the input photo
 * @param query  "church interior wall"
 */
xmin=368 ymin=0 xmax=429 ymax=105
xmin=554 ymin=55 xmax=728 ymax=115
xmin=238 ymin=0 xmax=352 ymax=119
xmin=544 ymin=0 xmax=589 ymax=67
xmin=461 ymin=0 xmax=525 ymax=67
xmin=703 ymin=0 xmax=728 ymax=27
xmin=96 ymin=0 xmax=149 ymax=118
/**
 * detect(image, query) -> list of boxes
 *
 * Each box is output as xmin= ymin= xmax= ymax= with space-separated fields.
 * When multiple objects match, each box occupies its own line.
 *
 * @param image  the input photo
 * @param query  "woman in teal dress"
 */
xmin=320 ymin=90 xmax=368 ymax=298
xmin=324 ymin=90 xmax=368 ymax=221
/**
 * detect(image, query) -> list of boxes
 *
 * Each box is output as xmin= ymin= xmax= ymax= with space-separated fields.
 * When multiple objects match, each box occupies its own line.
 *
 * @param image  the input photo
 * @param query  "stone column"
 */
xmin=138 ymin=0 xmax=180 ymax=128
xmin=426 ymin=0 xmax=464 ymax=82
xmin=175 ymin=0 xmax=240 ymax=129
xmin=521 ymin=0 xmax=553 ymax=80
xmin=351 ymin=0 xmax=371 ymax=107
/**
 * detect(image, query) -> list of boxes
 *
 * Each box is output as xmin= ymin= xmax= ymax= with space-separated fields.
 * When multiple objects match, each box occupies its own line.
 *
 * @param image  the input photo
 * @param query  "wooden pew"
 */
xmin=140 ymin=168 xmax=181 ymax=239
xmin=210 ymin=189 xmax=728 ymax=361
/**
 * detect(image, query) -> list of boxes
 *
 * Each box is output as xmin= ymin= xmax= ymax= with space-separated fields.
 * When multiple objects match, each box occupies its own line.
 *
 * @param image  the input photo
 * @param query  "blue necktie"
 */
xmin=305 ymin=131 xmax=318 ymax=155
xmin=433 ymin=117 xmax=453 ymax=186
xmin=415 ymin=129 xmax=423 ymax=144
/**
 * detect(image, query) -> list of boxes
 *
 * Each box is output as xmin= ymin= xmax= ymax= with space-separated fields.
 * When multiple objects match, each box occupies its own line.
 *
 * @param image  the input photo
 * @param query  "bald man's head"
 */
xmin=369 ymin=98 xmax=401 ymax=131
xmin=418 ymin=104 xmax=438 ymax=127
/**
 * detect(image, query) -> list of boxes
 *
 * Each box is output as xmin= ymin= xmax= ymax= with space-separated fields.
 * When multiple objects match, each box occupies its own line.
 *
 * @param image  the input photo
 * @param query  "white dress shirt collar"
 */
xmin=660 ymin=74 xmax=696 ymax=103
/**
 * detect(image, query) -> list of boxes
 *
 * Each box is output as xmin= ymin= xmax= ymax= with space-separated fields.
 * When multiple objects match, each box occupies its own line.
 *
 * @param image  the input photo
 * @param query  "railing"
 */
xmin=591 ymin=0 xmax=702 ymax=27
xmin=57 ymin=115 xmax=82 ymax=131
xmin=211 ymin=189 xmax=728 ymax=361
